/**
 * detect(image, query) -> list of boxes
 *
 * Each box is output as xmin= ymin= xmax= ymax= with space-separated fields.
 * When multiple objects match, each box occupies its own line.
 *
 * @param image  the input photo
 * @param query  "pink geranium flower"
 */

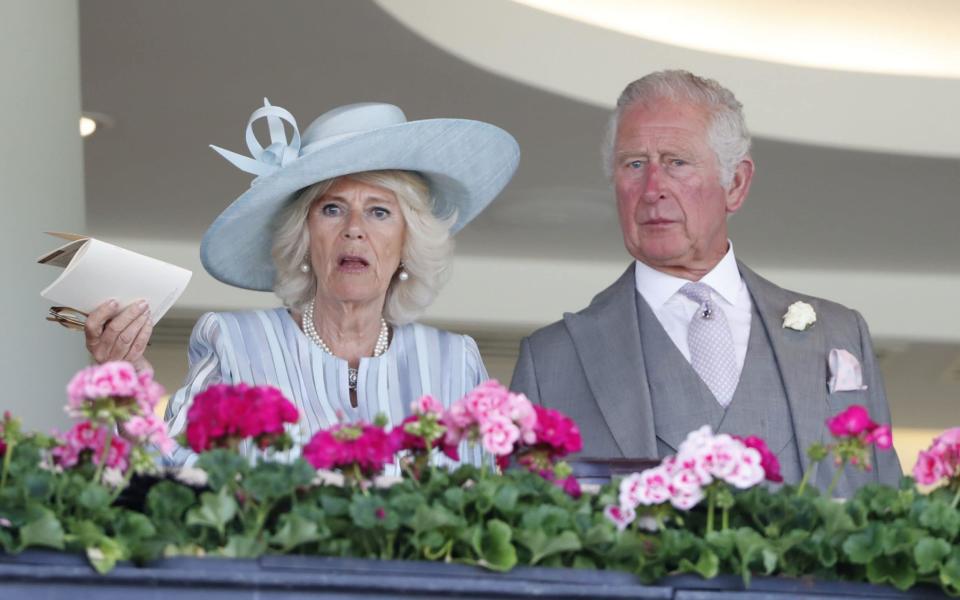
xmin=735 ymin=435 xmax=784 ymax=483
xmin=912 ymin=427 xmax=960 ymax=487
xmin=826 ymin=405 xmax=876 ymax=438
xmin=865 ymin=424 xmax=893 ymax=450
xmin=52 ymin=421 xmax=131 ymax=472
xmin=443 ymin=380 xmax=532 ymax=458
xmin=480 ymin=414 xmax=520 ymax=456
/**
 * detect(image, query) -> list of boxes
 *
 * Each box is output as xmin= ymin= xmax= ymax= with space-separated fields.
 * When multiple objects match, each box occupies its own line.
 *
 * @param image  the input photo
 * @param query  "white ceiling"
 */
xmin=78 ymin=0 xmax=959 ymax=429
xmin=80 ymin=0 xmax=960 ymax=272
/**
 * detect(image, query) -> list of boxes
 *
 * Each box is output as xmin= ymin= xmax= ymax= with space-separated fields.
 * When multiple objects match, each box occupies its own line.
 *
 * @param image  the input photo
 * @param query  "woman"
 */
xmin=84 ymin=100 xmax=519 ymax=465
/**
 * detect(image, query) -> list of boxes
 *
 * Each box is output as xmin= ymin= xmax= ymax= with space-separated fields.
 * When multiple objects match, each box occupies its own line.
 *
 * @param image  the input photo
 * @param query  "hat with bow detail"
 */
xmin=201 ymin=99 xmax=520 ymax=291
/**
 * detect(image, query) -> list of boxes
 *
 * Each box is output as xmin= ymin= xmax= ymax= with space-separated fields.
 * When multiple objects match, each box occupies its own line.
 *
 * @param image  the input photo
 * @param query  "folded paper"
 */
xmin=38 ymin=232 xmax=192 ymax=326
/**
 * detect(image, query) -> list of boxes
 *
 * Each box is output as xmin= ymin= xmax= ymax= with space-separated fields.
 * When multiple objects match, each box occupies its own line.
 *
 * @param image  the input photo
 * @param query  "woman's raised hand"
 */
xmin=84 ymin=299 xmax=154 ymax=372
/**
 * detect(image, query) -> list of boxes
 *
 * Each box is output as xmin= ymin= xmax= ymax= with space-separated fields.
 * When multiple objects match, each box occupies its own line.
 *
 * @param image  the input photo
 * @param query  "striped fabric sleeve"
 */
xmin=162 ymin=312 xmax=227 ymax=466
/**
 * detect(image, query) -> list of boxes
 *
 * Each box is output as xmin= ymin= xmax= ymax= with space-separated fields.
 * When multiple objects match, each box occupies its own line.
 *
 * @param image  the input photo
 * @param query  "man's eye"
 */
xmin=628 ymin=160 xmax=645 ymax=169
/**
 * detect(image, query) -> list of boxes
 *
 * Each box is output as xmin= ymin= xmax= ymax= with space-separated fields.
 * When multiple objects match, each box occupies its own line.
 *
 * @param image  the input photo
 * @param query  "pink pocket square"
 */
xmin=828 ymin=349 xmax=868 ymax=392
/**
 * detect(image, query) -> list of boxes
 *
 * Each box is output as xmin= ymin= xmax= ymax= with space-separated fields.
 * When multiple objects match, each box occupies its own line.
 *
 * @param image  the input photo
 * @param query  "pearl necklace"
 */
xmin=301 ymin=299 xmax=390 ymax=391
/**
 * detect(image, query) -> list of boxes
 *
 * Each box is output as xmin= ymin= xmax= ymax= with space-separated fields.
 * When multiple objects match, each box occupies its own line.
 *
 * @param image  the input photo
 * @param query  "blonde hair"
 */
xmin=271 ymin=170 xmax=455 ymax=324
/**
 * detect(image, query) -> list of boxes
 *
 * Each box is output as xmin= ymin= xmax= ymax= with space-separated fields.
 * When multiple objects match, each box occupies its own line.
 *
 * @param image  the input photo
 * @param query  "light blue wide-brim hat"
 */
xmin=201 ymin=99 xmax=520 ymax=291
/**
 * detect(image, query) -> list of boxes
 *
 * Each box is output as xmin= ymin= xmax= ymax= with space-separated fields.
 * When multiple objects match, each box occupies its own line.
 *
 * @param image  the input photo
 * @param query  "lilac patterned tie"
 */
xmin=679 ymin=282 xmax=739 ymax=407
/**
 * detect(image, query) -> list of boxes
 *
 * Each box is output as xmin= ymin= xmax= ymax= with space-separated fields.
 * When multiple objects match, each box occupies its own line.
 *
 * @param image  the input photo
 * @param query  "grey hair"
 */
xmin=602 ymin=70 xmax=751 ymax=187
xmin=271 ymin=170 xmax=455 ymax=325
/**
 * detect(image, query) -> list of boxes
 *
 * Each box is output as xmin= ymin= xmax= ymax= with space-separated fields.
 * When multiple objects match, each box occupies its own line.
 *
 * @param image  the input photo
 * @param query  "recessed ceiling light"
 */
xmin=79 ymin=116 xmax=97 ymax=137
xmin=79 ymin=112 xmax=114 ymax=138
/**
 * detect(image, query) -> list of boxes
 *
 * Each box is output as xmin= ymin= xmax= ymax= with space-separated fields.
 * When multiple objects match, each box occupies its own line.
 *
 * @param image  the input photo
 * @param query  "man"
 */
xmin=511 ymin=70 xmax=901 ymax=496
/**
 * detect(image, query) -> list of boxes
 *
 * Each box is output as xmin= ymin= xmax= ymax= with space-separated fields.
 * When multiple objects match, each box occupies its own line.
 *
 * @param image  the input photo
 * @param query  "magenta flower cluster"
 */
xmin=185 ymin=383 xmax=299 ymax=452
xmin=388 ymin=395 xmax=460 ymax=461
xmin=826 ymin=404 xmax=893 ymax=450
xmin=913 ymin=428 xmax=960 ymax=487
xmin=302 ymin=422 xmax=397 ymax=476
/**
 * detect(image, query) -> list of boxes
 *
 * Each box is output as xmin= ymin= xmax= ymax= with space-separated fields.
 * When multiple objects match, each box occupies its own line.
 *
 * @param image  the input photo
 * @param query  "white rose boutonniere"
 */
xmin=783 ymin=300 xmax=816 ymax=331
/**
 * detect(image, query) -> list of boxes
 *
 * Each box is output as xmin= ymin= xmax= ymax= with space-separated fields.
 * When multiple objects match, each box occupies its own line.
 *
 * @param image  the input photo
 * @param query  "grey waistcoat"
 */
xmin=636 ymin=292 xmax=804 ymax=484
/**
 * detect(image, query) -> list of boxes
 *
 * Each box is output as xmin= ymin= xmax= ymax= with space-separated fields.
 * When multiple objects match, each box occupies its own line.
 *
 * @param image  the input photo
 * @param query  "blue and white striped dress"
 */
xmin=164 ymin=308 xmax=488 ymax=467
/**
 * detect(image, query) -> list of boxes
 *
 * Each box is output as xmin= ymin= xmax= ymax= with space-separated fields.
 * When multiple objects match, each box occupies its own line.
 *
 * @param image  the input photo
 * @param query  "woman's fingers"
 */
xmin=85 ymin=299 xmax=121 ymax=360
xmin=123 ymin=314 xmax=154 ymax=363
xmin=104 ymin=301 xmax=151 ymax=360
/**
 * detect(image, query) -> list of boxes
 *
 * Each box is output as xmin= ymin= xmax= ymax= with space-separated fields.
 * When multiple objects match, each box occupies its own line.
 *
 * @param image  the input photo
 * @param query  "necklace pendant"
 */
xmin=348 ymin=367 xmax=358 ymax=391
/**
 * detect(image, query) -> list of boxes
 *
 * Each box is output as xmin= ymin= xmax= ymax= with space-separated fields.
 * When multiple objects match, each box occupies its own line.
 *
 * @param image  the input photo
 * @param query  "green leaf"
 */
xmin=320 ymin=494 xmax=350 ymax=517
xmin=243 ymin=460 xmax=315 ymax=503
xmin=582 ymin=523 xmax=614 ymax=547
xmin=185 ymin=487 xmax=238 ymax=536
xmin=479 ymin=519 xmax=517 ymax=572
xmin=492 ymin=485 xmax=519 ymax=513
xmin=442 ymin=487 xmax=465 ymax=512
xmin=520 ymin=505 xmax=571 ymax=533
xmin=842 ymin=525 xmax=883 ymax=564
xmin=349 ymin=494 xmax=397 ymax=530
xmin=86 ymin=537 xmax=124 ymax=574
xmin=221 ymin=533 xmax=266 ymax=558
xmin=77 ymin=482 xmax=111 ymax=512
xmin=917 ymin=500 xmax=960 ymax=538
xmin=880 ymin=523 xmax=923 ymax=556
xmin=117 ymin=511 xmax=156 ymax=541
xmin=941 ymin=551 xmax=960 ymax=595
xmin=515 ymin=529 xmax=581 ymax=565
xmin=147 ymin=480 xmax=196 ymax=521
xmin=18 ymin=508 xmax=64 ymax=550
xmin=22 ymin=471 xmax=54 ymax=500
xmin=458 ymin=524 xmax=483 ymax=556
xmin=411 ymin=503 xmax=461 ymax=532
xmin=813 ymin=497 xmax=857 ymax=535
xmin=679 ymin=548 xmax=720 ymax=579
xmin=866 ymin=555 xmax=916 ymax=591
xmin=473 ymin=480 xmax=497 ymax=515
xmin=914 ymin=538 xmax=951 ymax=574
xmin=195 ymin=449 xmax=250 ymax=490
xmin=573 ymin=554 xmax=596 ymax=570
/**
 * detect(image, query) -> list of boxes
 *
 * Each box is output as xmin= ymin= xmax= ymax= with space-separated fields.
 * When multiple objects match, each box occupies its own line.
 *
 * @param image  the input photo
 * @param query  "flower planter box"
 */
xmin=0 ymin=550 xmax=949 ymax=599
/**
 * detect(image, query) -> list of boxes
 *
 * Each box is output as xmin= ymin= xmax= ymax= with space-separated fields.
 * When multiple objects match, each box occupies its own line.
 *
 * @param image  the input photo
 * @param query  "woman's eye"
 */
xmin=320 ymin=204 xmax=342 ymax=217
xmin=370 ymin=207 xmax=391 ymax=219
xmin=669 ymin=159 xmax=688 ymax=167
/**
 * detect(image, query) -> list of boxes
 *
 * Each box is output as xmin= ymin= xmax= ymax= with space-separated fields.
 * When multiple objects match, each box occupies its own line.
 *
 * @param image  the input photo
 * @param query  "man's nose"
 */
xmin=641 ymin=164 xmax=666 ymax=203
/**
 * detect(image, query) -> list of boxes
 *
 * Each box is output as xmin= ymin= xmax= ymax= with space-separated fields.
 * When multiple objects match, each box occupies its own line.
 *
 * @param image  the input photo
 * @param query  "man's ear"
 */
xmin=725 ymin=157 xmax=754 ymax=215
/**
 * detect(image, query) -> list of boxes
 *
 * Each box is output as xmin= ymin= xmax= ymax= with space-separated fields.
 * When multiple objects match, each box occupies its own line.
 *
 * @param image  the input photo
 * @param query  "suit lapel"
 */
xmin=739 ymin=262 xmax=827 ymax=474
xmin=564 ymin=265 xmax=658 ymax=459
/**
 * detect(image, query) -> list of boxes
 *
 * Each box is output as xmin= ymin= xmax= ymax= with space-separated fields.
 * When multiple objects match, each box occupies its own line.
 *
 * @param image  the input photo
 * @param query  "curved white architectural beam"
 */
xmin=375 ymin=0 xmax=960 ymax=158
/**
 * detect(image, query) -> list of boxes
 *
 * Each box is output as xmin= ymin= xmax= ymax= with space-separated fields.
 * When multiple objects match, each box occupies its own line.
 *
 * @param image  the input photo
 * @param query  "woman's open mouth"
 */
xmin=337 ymin=254 xmax=370 ymax=272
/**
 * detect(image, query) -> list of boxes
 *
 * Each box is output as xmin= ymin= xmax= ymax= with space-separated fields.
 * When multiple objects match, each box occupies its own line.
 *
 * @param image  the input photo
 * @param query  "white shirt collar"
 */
xmin=634 ymin=242 xmax=743 ymax=308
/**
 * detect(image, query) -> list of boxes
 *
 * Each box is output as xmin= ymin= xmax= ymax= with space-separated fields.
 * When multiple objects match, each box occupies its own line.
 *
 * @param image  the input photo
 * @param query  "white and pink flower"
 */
xmin=604 ymin=504 xmax=636 ymax=532
xmin=612 ymin=425 xmax=771 ymax=524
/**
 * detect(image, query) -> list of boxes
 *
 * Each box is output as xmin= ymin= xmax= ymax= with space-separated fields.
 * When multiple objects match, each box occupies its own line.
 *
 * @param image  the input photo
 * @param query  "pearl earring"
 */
xmin=398 ymin=263 xmax=409 ymax=281
xmin=299 ymin=262 xmax=310 ymax=273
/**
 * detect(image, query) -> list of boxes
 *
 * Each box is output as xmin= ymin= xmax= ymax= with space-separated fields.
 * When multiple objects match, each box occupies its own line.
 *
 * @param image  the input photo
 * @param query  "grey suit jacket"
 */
xmin=511 ymin=262 xmax=902 ymax=492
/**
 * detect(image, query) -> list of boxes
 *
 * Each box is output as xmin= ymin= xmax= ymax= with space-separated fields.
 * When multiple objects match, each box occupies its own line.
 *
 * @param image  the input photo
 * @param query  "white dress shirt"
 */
xmin=634 ymin=243 xmax=753 ymax=376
